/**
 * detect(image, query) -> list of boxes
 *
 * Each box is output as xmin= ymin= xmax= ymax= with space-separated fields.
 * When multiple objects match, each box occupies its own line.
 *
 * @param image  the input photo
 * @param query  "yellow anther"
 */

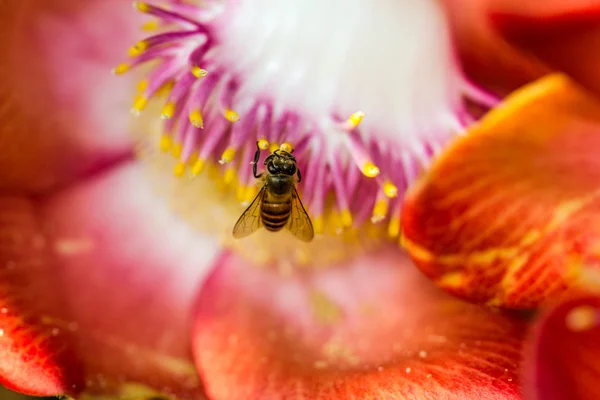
xmin=161 ymin=102 xmax=176 ymax=120
xmin=173 ymin=162 xmax=186 ymax=177
xmin=159 ymin=135 xmax=173 ymax=152
xmin=142 ymin=20 xmax=159 ymax=31
xmin=220 ymin=147 xmax=236 ymax=164
xmin=371 ymin=200 xmax=389 ymax=223
xmin=137 ymin=80 xmax=149 ymax=93
xmin=347 ymin=111 xmax=365 ymax=128
xmin=191 ymin=66 xmax=208 ymax=78
xmin=128 ymin=40 xmax=148 ymax=57
xmin=269 ymin=142 xmax=280 ymax=153
xmin=189 ymin=110 xmax=204 ymax=128
xmin=171 ymin=143 xmax=183 ymax=159
xmin=340 ymin=209 xmax=353 ymax=228
xmin=383 ymin=181 xmax=398 ymax=198
xmin=280 ymin=142 xmax=294 ymax=153
xmin=223 ymin=168 xmax=237 ymax=185
xmin=132 ymin=95 xmax=148 ymax=113
xmin=257 ymin=139 xmax=269 ymax=150
xmin=187 ymin=152 xmax=198 ymax=166
xmin=191 ymin=158 xmax=206 ymax=176
xmin=134 ymin=1 xmax=151 ymax=13
xmin=236 ymin=185 xmax=246 ymax=202
xmin=112 ymin=63 xmax=130 ymax=75
xmin=224 ymin=109 xmax=240 ymax=123
xmin=244 ymin=186 xmax=258 ymax=203
xmin=313 ymin=216 xmax=325 ymax=235
xmin=362 ymin=162 xmax=380 ymax=178
xmin=388 ymin=217 xmax=401 ymax=238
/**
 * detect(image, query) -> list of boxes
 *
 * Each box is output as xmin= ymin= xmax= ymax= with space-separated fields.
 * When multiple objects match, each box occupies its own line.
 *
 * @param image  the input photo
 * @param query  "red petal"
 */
xmin=445 ymin=0 xmax=600 ymax=95
xmin=490 ymin=1 xmax=600 ymax=96
xmin=401 ymin=74 xmax=600 ymax=308
xmin=193 ymin=248 xmax=526 ymax=400
xmin=0 ymin=0 xmax=139 ymax=192
xmin=1 ymin=164 xmax=218 ymax=398
xmin=523 ymin=295 xmax=600 ymax=400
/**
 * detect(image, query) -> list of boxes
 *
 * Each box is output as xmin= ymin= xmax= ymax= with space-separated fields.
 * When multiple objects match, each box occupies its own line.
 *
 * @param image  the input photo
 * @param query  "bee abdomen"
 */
xmin=261 ymin=200 xmax=291 ymax=231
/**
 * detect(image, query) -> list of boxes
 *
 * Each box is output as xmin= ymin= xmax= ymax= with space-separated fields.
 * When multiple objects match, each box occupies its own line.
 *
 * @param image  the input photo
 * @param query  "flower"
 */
xmin=1 ymin=0 xmax=599 ymax=399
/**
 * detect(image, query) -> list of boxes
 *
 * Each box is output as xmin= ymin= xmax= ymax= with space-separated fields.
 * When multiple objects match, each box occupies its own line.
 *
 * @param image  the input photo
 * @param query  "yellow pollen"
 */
xmin=388 ymin=217 xmax=401 ymax=238
xmin=371 ymin=200 xmax=388 ymax=223
xmin=223 ymin=168 xmax=237 ymax=185
xmin=161 ymin=102 xmax=176 ymax=120
xmin=112 ymin=63 xmax=130 ymax=75
xmin=340 ymin=209 xmax=353 ymax=228
xmin=191 ymin=66 xmax=208 ymax=78
xmin=243 ymin=186 xmax=258 ymax=204
xmin=347 ymin=111 xmax=365 ymax=128
xmin=269 ymin=142 xmax=280 ymax=153
xmin=137 ymin=80 xmax=149 ymax=93
xmin=171 ymin=143 xmax=183 ymax=159
xmin=134 ymin=1 xmax=151 ymax=13
xmin=191 ymin=158 xmax=206 ymax=176
xmin=257 ymin=139 xmax=270 ymax=150
xmin=159 ymin=135 xmax=173 ymax=152
xmin=173 ymin=162 xmax=186 ymax=177
xmin=128 ymin=40 xmax=148 ymax=57
xmin=220 ymin=147 xmax=236 ymax=164
xmin=224 ymin=109 xmax=240 ymax=123
xmin=280 ymin=142 xmax=294 ymax=153
xmin=362 ymin=162 xmax=380 ymax=178
xmin=132 ymin=95 xmax=148 ymax=113
xmin=142 ymin=20 xmax=159 ymax=31
xmin=313 ymin=216 xmax=325 ymax=235
xmin=236 ymin=185 xmax=246 ymax=202
xmin=189 ymin=110 xmax=204 ymax=128
xmin=383 ymin=181 xmax=398 ymax=198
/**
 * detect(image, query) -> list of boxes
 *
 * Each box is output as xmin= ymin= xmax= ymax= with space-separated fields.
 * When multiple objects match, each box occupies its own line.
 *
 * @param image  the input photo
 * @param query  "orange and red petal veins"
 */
xmin=523 ymin=295 xmax=600 ymax=400
xmin=192 ymin=248 xmax=526 ymax=400
xmin=401 ymin=73 xmax=600 ymax=309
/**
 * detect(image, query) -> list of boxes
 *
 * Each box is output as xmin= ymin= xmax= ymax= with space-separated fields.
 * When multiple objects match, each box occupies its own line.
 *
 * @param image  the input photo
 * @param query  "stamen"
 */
xmin=121 ymin=0 xmax=498 ymax=247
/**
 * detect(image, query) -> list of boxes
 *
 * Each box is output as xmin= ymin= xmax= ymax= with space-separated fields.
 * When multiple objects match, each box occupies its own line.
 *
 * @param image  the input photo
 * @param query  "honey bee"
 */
xmin=232 ymin=142 xmax=314 ymax=242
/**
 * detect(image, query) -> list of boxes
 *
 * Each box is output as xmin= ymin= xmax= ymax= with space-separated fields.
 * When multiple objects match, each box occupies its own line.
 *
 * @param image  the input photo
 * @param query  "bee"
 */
xmin=232 ymin=142 xmax=314 ymax=242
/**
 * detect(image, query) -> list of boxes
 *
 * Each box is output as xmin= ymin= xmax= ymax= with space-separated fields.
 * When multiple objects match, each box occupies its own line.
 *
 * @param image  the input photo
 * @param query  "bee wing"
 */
xmin=286 ymin=187 xmax=314 ymax=242
xmin=232 ymin=186 xmax=266 ymax=239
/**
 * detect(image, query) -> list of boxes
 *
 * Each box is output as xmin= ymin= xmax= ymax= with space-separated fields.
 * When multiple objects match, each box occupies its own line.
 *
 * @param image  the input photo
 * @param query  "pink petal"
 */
xmin=1 ymin=163 xmax=218 ymax=397
xmin=1 ymin=0 xmax=140 ymax=192
xmin=523 ymin=295 xmax=600 ymax=400
xmin=193 ymin=248 xmax=527 ymax=399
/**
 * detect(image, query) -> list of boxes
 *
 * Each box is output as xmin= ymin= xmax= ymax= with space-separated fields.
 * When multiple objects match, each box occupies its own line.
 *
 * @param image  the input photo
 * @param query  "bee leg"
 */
xmin=253 ymin=144 xmax=263 ymax=178
xmin=297 ymin=167 xmax=302 ymax=183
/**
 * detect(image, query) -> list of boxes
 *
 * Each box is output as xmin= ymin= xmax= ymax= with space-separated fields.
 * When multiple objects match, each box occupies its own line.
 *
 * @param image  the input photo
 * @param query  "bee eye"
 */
xmin=268 ymin=163 xmax=278 ymax=174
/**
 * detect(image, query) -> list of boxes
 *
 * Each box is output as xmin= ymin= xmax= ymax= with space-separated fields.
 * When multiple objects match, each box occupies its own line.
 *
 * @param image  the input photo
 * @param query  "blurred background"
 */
xmin=0 ymin=384 xmax=59 ymax=399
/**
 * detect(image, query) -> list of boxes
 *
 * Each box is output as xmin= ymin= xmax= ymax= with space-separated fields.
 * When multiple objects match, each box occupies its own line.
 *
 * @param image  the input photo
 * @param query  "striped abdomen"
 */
xmin=261 ymin=193 xmax=292 ymax=232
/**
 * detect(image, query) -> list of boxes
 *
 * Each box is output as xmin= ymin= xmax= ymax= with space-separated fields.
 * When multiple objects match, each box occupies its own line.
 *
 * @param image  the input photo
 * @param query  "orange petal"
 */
xmin=193 ymin=248 xmax=526 ymax=400
xmin=523 ymin=295 xmax=600 ymax=400
xmin=401 ymin=74 xmax=600 ymax=309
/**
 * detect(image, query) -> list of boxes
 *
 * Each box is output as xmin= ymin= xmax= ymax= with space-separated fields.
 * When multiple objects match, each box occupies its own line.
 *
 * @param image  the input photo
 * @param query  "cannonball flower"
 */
xmin=1 ymin=1 xmax=599 ymax=399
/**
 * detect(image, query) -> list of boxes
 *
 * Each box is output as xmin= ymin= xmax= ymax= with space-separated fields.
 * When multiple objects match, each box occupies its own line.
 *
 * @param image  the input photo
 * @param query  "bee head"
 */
xmin=266 ymin=151 xmax=298 ymax=176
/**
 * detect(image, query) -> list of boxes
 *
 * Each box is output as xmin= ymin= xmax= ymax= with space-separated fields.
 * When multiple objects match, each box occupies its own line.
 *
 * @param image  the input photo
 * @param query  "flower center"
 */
xmin=117 ymin=0 xmax=496 ymax=267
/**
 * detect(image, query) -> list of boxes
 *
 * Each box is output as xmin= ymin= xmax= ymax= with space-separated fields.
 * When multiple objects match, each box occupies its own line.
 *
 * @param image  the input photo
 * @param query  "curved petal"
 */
xmin=192 ymin=248 xmax=527 ymax=400
xmin=489 ymin=0 xmax=600 ymax=96
xmin=401 ymin=74 xmax=600 ymax=309
xmin=523 ymin=295 xmax=600 ymax=400
xmin=444 ymin=0 xmax=600 ymax=95
xmin=1 ymin=164 xmax=218 ymax=398
xmin=0 ymin=0 xmax=140 ymax=193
